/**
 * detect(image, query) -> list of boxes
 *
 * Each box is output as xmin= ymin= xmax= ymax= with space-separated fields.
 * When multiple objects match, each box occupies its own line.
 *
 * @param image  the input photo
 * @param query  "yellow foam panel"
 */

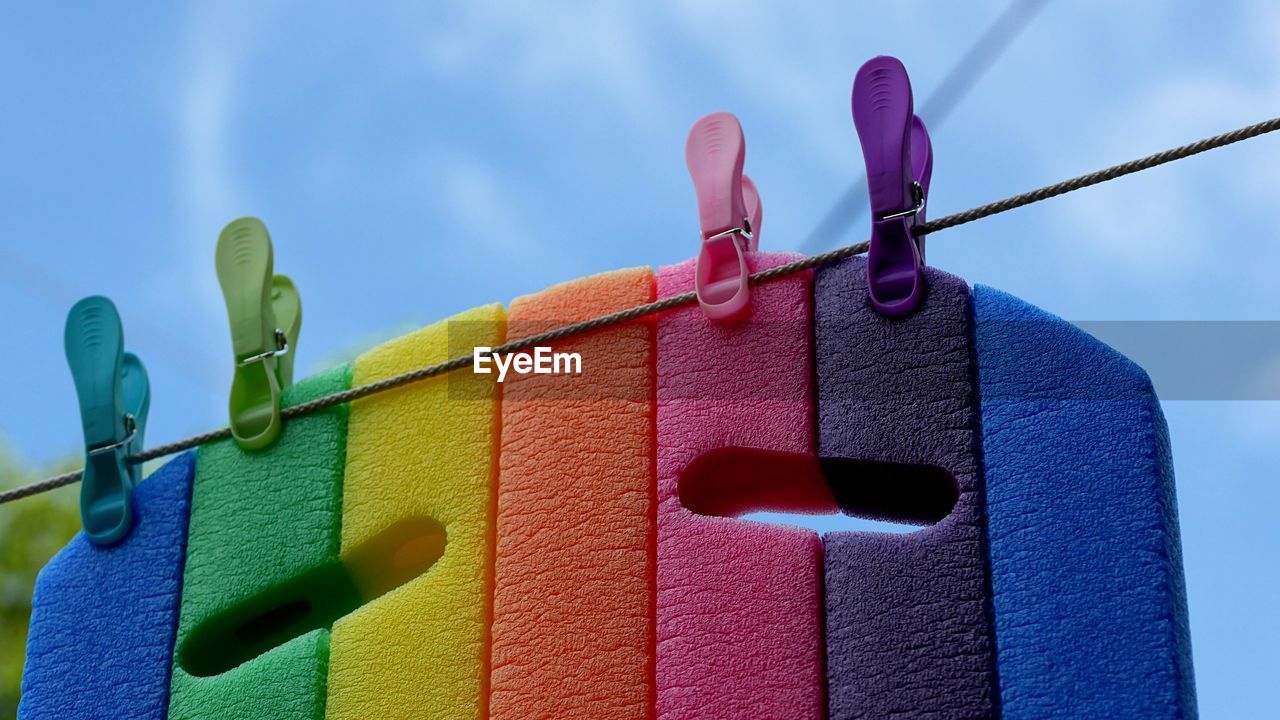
xmin=326 ymin=304 xmax=504 ymax=719
xmin=490 ymin=268 xmax=655 ymax=720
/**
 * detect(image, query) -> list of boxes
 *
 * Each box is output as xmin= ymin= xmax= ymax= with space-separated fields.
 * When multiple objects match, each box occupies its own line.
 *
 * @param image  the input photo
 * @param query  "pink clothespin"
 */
xmin=686 ymin=112 xmax=762 ymax=320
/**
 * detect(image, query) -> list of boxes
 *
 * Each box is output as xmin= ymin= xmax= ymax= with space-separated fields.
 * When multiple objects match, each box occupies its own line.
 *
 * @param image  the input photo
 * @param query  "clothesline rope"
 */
xmin=3 ymin=114 xmax=1279 ymax=505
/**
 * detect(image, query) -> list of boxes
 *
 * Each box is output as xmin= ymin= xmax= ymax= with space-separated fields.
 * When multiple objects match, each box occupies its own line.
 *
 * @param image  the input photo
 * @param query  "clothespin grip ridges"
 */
xmin=65 ymin=296 xmax=150 ymax=545
xmin=687 ymin=112 xmax=762 ymax=320
xmin=853 ymin=56 xmax=933 ymax=316
xmin=216 ymin=217 xmax=302 ymax=451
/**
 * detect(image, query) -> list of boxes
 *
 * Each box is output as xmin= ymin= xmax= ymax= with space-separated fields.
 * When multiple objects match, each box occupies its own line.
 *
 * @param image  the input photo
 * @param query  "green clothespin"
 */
xmin=65 ymin=296 xmax=150 ymax=545
xmin=215 ymin=217 xmax=302 ymax=451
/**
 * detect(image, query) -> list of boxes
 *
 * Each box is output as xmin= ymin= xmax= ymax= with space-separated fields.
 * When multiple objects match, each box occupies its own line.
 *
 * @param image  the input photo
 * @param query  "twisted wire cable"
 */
xmin=3 ymin=115 xmax=1277 ymax=505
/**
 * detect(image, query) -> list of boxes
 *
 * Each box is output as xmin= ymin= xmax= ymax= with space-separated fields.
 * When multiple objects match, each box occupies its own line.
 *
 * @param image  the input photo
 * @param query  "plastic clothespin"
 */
xmin=686 ymin=111 xmax=763 ymax=320
xmin=65 ymin=296 xmax=150 ymax=545
xmin=215 ymin=217 xmax=302 ymax=451
xmin=852 ymin=55 xmax=934 ymax=317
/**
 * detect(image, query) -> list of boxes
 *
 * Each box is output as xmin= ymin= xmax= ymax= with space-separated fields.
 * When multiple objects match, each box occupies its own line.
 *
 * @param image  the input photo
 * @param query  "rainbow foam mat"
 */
xmin=20 ymin=258 xmax=1195 ymax=719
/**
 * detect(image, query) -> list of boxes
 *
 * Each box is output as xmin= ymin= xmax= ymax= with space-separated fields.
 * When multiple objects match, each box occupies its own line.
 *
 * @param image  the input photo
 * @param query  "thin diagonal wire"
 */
xmin=914 ymin=117 xmax=1280 ymax=234
xmin=799 ymin=0 xmax=1049 ymax=254
xmin=3 ymin=114 xmax=1278 ymax=505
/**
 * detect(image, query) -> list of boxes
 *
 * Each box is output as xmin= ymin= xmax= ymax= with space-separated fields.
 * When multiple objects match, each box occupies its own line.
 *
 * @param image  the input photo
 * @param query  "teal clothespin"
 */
xmin=65 ymin=296 xmax=150 ymax=545
xmin=215 ymin=217 xmax=302 ymax=451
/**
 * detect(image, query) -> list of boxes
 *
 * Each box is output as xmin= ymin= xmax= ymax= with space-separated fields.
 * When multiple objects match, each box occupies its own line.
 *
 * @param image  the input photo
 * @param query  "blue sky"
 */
xmin=1 ymin=1 xmax=1277 ymax=715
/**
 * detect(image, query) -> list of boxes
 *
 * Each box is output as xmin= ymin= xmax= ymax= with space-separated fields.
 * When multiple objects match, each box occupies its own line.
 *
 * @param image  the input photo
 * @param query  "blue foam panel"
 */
xmin=974 ymin=286 xmax=1196 ymax=719
xmin=18 ymin=452 xmax=195 ymax=720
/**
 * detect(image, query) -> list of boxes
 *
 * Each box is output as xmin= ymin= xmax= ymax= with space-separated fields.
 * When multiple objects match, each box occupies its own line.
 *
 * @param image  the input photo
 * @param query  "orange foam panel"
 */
xmin=490 ymin=267 xmax=657 ymax=720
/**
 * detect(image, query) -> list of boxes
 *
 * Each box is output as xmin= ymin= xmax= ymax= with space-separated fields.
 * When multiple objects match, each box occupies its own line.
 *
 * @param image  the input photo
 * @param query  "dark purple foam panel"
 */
xmin=814 ymin=257 xmax=998 ymax=719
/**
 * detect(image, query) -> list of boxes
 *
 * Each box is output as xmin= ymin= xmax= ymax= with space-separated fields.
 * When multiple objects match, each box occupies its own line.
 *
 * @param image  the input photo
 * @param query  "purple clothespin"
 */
xmin=686 ymin=112 xmax=763 ymax=320
xmin=852 ymin=56 xmax=934 ymax=317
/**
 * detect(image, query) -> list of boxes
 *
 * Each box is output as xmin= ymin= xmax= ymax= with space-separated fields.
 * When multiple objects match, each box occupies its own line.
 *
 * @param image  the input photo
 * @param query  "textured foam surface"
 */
xmin=656 ymin=253 xmax=827 ymax=719
xmin=491 ymin=269 xmax=655 ymax=720
xmin=167 ymin=366 xmax=351 ymax=720
xmin=326 ymin=304 xmax=503 ymax=720
xmin=21 ymin=271 xmax=1199 ymax=720
xmin=975 ymin=285 xmax=1196 ymax=719
xmin=19 ymin=453 xmax=194 ymax=720
xmin=815 ymin=259 xmax=998 ymax=719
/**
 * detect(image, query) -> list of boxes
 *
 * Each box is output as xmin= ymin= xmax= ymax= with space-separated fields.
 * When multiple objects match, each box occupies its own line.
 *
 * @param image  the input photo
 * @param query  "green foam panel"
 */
xmin=167 ymin=365 xmax=351 ymax=720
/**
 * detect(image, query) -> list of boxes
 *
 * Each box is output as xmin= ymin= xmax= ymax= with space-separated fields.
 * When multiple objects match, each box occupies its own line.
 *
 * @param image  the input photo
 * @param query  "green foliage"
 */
xmin=0 ymin=443 xmax=80 ymax=719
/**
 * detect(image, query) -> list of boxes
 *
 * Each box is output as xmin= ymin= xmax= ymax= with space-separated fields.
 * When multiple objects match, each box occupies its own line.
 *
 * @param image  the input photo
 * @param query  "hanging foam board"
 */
xmin=814 ymin=258 xmax=998 ymax=719
xmin=19 ymin=452 xmax=194 ymax=720
xmin=19 ymin=260 xmax=1195 ymax=720
xmin=167 ymin=366 xmax=351 ymax=720
xmin=655 ymin=253 xmax=829 ymax=719
xmin=490 ymin=268 xmax=655 ymax=720
xmin=975 ymin=286 xmax=1195 ymax=719
xmin=326 ymin=304 xmax=503 ymax=719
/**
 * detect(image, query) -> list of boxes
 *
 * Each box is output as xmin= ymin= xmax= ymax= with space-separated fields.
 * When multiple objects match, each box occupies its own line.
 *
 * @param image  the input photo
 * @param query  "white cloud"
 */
xmin=411 ymin=0 xmax=976 ymax=258
xmin=172 ymin=1 xmax=277 ymax=326
xmin=433 ymin=154 xmax=570 ymax=280
xmin=414 ymin=0 xmax=955 ymax=177
xmin=659 ymin=0 xmax=867 ymax=175
xmin=420 ymin=2 xmax=666 ymax=129
xmin=1042 ymin=2 xmax=1280 ymax=306
xmin=1227 ymin=400 xmax=1280 ymax=446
